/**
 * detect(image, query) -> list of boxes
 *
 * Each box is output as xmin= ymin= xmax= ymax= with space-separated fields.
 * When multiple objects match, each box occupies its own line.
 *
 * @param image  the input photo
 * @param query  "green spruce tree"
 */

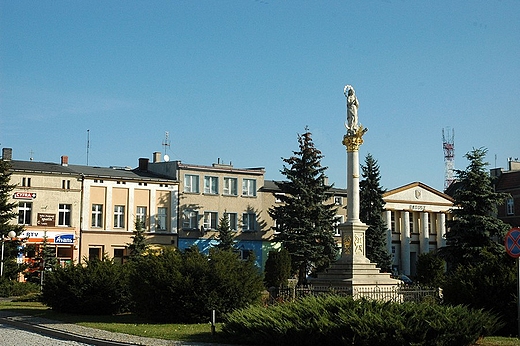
xmin=41 ymin=233 xmax=58 ymax=270
xmin=440 ymin=147 xmax=510 ymax=269
xmin=216 ymin=212 xmax=236 ymax=251
xmin=0 ymin=158 xmax=25 ymax=279
xmin=359 ymin=154 xmax=392 ymax=271
xmin=269 ymin=128 xmax=338 ymax=284
xmin=127 ymin=218 xmax=148 ymax=262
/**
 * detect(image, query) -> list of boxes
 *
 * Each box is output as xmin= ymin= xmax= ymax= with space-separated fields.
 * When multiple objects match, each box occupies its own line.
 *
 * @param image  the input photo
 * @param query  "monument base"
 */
xmin=309 ymin=220 xmax=399 ymax=290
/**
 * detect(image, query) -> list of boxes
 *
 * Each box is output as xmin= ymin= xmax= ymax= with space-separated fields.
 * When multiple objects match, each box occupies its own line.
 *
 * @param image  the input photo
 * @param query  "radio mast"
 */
xmin=442 ymin=127 xmax=455 ymax=191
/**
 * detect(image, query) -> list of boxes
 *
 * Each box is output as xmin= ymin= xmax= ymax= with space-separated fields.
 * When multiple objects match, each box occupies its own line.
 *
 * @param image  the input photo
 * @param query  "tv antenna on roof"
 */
xmin=162 ymin=131 xmax=171 ymax=162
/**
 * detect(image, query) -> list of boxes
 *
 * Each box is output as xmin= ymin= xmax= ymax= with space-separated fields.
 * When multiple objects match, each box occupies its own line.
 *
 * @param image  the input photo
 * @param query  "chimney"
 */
xmin=61 ymin=155 xmax=69 ymax=166
xmin=138 ymin=158 xmax=149 ymax=171
xmin=153 ymin=152 xmax=161 ymax=163
xmin=2 ymin=148 xmax=12 ymax=161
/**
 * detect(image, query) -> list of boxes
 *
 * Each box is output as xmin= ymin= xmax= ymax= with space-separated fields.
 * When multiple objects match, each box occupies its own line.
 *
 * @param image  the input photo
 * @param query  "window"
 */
xmin=203 ymin=211 xmax=218 ymax=230
xmin=242 ymin=179 xmax=256 ymax=197
xmin=184 ymin=174 xmax=199 ymax=193
xmin=56 ymin=247 xmax=72 ymax=259
xmin=91 ymin=204 xmax=103 ymax=228
xmin=183 ymin=210 xmax=198 ymax=229
xmin=223 ymin=177 xmax=238 ymax=196
xmin=58 ymin=204 xmax=71 ymax=226
xmin=242 ymin=212 xmax=256 ymax=231
xmin=275 ymin=193 xmax=284 ymax=203
xmin=226 ymin=212 xmax=238 ymax=231
xmin=114 ymin=205 xmax=125 ymax=228
xmin=204 ymin=176 xmax=219 ymax=194
xmin=18 ymin=202 xmax=32 ymax=225
xmin=113 ymin=248 xmax=125 ymax=264
xmin=334 ymin=196 xmax=343 ymax=205
xmin=507 ymin=198 xmax=515 ymax=215
xmin=157 ymin=207 xmax=167 ymax=231
xmin=62 ymin=180 xmax=70 ymax=189
xmin=240 ymin=249 xmax=253 ymax=260
xmin=333 ymin=216 xmax=344 ymax=236
xmin=136 ymin=206 xmax=147 ymax=226
xmin=409 ymin=214 xmax=415 ymax=234
xmin=22 ymin=177 xmax=31 ymax=187
xmin=390 ymin=211 xmax=396 ymax=232
xmin=89 ymin=247 xmax=102 ymax=261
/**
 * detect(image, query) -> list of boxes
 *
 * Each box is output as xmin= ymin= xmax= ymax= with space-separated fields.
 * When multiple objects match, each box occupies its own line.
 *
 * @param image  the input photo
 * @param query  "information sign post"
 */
xmin=505 ymin=227 xmax=520 ymax=337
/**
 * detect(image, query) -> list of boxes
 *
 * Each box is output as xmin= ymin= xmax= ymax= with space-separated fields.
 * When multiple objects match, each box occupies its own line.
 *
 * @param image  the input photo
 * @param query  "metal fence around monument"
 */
xmin=268 ymin=284 xmax=442 ymax=305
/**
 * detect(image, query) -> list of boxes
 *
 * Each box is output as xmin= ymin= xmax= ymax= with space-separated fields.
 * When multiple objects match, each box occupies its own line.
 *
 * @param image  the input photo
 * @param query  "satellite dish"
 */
xmin=164 ymin=154 xmax=170 ymax=162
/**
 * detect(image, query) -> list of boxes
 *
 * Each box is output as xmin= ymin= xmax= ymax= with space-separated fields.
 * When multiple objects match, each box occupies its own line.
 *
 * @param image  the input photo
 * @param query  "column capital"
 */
xmin=342 ymin=126 xmax=368 ymax=151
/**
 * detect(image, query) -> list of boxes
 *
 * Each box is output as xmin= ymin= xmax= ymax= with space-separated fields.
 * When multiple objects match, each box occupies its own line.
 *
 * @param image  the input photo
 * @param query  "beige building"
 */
xmin=146 ymin=156 xmax=273 ymax=266
xmin=3 ymin=148 xmax=179 ymax=273
xmin=382 ymin=182 xmax=454 ymax=276
xmin=143 ymin=153 xmax=349 ymax=269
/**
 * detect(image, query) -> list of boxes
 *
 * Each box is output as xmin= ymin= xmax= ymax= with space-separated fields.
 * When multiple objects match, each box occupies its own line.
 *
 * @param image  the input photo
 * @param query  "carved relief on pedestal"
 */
xmin=354 ymin=233 xmax=364 ymax=255
xmin=342 ymin=234 xmax=352 ymax=255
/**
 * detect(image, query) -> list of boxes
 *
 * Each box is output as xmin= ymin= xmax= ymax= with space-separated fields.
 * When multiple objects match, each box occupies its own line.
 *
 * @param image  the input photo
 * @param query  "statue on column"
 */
xmin=344 ymin=85 xmax=359 ymax=135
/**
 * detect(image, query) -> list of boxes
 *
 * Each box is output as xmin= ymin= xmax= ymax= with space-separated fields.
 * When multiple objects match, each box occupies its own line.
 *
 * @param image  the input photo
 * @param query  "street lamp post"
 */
xmin=1 ymin=231 xmax=17 ymax=277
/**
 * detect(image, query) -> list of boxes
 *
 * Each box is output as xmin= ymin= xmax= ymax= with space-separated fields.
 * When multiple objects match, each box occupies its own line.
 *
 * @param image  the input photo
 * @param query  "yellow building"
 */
xmin=4 ymin=149 xmax=179 ymax=271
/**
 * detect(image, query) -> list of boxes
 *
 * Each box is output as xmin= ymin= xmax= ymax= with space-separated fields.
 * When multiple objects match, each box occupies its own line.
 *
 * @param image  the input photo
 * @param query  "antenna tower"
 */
xmin=162 ymin=131 xmax=171 ymax=158
xmin=442 ymin=127 xmax=455 ymax=191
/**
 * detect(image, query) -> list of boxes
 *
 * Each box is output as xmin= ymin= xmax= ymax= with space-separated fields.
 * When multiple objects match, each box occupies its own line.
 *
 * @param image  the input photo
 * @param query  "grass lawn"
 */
xmin=1 ymin=299 xmax=519 ymax=345
xmin=0 ymin=300 xmax=228 ymax=344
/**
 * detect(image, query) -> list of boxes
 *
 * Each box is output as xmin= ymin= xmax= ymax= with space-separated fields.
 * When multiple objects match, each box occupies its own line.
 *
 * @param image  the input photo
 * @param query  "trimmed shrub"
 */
xmin=129 ymin=247 xmax=264 ymax=323
xmin=442 ymin=250 xmax=516 ymax=336
xmin=263 ymin=248 xmax=292 ymax=288
xmin=222 ymin=295 xmax=503 ymax=346
xmin=0 ymin=278 xmax=40 ymax=297
xmin=41 ymin=258 xmax=131 ymax=315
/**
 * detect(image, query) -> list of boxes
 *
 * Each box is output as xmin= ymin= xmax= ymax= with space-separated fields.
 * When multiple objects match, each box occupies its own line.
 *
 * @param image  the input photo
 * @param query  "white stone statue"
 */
xmin=344 ymin=85 xmax=359 ymax=134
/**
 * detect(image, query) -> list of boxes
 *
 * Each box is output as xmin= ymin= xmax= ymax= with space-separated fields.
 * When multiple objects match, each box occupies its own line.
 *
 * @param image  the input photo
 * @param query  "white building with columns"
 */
xmin=382 ymin=182 xmax=454 ymax=277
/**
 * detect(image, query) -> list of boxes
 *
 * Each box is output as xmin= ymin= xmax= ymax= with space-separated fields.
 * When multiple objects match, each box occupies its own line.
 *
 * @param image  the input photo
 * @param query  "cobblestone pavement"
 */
xmin=0 ymin=310 xmax=227 ymax=346
xmin=1 ymin=322 xmax=90 ymax=346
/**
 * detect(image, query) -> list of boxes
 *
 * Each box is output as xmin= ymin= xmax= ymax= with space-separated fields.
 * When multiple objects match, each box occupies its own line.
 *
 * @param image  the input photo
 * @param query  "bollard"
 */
xmin=211 ymin=309 xmax=216 ymax=335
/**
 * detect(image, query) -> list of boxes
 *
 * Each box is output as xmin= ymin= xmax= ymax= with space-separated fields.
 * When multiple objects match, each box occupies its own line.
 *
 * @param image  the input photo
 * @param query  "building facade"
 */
xmin=382 ymin=182 xmax=454 ymax=276
xmin=3 ymin=148 xmax=179 ymax=273
xmin=146 ymin=156 xmax=274 ymax=268
xmin=493 ymin=160 xmax=520 ymax=228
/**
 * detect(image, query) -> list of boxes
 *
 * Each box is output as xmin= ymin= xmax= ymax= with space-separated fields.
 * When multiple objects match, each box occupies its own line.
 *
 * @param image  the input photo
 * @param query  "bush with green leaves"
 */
xmin=41 ymin=258 xmax=131 ymax=315
xmin=129 ymin=246 xmax=264 ymax=323
xmin=442 ymin=249 xmax=516 ymax=336
xmin=222 ymin=295 xmax=502 ymax=346
xmin=0 ymin=277 xmax=40 ymax=297
xmin=416 ymin=252 xmax=446 ymax=287
xmin=263 ymin=248 xmax=292 ymax=288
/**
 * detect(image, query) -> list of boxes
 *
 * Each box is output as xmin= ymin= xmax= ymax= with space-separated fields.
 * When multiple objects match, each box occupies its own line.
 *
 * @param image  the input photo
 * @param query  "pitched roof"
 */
xmin=260 ymin=179 xmax=348 ymax=196
xmin=8 ymin=160 xmax=177 ymax=183
xmin=495 ymin=170 xmax=520 ymax=191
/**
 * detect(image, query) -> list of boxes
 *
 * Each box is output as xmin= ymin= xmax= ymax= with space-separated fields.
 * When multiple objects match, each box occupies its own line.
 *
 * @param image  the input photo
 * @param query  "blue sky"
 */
xmin=1 ymin=1 xmax=519 ymax=192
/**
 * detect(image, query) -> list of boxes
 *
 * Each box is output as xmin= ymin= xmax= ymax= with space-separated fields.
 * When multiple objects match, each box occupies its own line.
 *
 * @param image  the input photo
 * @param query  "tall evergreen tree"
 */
xmin=359 ymin=154 xmax=392 ymax=271
xmin=216 ymin=212 xmax=236 ymax=251
xmin=127 ymin=219 xmax=148 ymax=262
xmin=0 ymin=159 xmax=25 ymax=279
xmin=0 ymin=159 xmax=24 ymax=238
xmin=439 ymin=147 xmax=510 ymax=269
xmin=269 ymin=128 xmax=338 ymax=284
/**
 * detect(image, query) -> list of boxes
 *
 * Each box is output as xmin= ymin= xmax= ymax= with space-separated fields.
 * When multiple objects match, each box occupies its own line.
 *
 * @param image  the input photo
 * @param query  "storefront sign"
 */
xmin=55 ymin=234 xmax=74 ymax=244
xmin=37 ymin=213 xmax=56 ymax=227
xmin=13 ymin=192 xmax=36 ymax=199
